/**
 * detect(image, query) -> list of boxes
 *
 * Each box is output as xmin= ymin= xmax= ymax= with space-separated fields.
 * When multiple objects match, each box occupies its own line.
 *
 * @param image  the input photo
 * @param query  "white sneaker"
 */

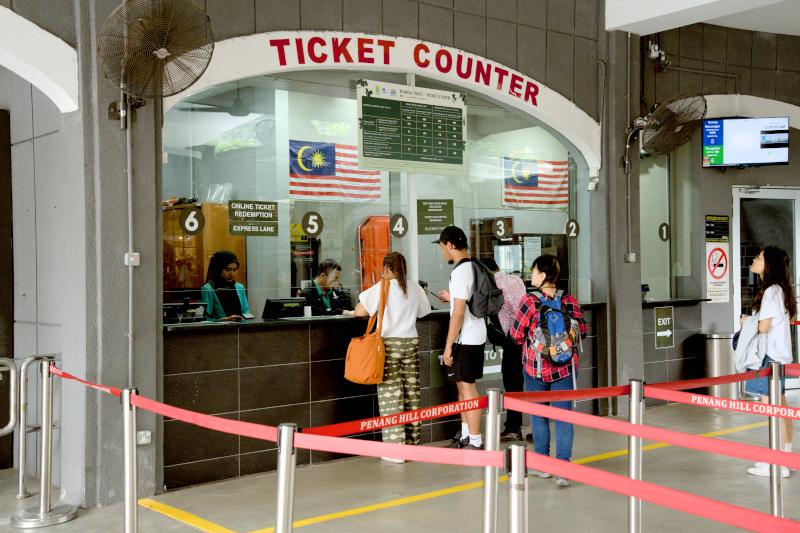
xmin=555 ymin=477 xmax=572 ymax=488
xmin=528 ymin=469 xmax=552 ymax=479
xmin=381 ymin=457 xmax=405 ymax=464
xmin=747 ymin=462 xmax=789 ymax=478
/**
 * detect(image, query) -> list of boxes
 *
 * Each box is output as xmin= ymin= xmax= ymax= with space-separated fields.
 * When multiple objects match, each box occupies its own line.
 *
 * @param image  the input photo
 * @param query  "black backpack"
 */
xmin=453 ymin=259 xmax=505 ymax=345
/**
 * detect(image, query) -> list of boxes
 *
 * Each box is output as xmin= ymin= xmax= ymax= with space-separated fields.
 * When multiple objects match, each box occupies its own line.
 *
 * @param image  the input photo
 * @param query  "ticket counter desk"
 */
xmin=162 ymin=304 xmax=606 ymax=489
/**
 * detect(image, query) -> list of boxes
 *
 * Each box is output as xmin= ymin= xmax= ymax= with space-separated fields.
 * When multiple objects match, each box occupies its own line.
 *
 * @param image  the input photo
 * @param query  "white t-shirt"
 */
xmin=359 ymin=279 xmax=431 ymax=338
xmin=449 ymin=261 xmax=487 ymax=345
xmin=757 ymin=285 xmax=793 ymax=363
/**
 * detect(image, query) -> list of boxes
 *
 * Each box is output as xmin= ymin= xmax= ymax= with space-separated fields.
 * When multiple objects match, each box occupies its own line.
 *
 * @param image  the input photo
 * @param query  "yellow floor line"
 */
xmin=139 ymin=420 xmax=770 ymax=533
xmin=138 ymin=497 xmax=238 ymax=533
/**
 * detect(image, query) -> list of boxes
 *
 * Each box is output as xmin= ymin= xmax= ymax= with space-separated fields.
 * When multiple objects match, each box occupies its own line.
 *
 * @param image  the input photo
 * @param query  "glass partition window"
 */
xmin=162 ymin=71 xmax=592 ymax=322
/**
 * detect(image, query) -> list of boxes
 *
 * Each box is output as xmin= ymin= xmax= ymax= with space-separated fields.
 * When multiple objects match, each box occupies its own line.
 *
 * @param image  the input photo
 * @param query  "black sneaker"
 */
xmin=500 ymin=430 xmax=522 ymax=442
xmin=525 ymin=433 xmax=533 ymax=443
xmin=449 ymin=436 xmax=469 ymax=448
xmin=463 ymin=443 xmax=484 ymax=450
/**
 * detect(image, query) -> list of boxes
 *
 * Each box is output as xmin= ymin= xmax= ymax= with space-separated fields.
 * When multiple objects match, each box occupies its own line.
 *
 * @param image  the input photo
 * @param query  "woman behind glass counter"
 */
xmin=302 ymin=259 xmax=354 ymax=315
xmin=201 ymin=251 xmax=253 ymax=321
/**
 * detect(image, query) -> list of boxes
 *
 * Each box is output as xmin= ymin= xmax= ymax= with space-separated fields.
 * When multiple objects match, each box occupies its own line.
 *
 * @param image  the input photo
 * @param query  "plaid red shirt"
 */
xmin=510 ymin=291 xmax=587 ymax=382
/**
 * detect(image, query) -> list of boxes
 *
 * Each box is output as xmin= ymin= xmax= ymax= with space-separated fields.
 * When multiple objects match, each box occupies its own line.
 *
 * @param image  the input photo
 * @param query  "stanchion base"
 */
xmin=15 ymin=492 xmax=31 ymax=500
xmin=11 ymin=504 xmax=78 ymax=529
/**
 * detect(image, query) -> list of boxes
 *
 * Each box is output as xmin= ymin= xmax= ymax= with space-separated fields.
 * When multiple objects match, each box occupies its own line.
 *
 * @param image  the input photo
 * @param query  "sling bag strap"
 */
xmin=365 ymin=277 xmax=391 ymax=335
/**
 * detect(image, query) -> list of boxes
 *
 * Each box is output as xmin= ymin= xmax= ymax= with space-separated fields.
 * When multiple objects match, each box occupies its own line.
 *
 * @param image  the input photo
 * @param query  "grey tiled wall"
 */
xmin=641 ymin=304 xmax=704 ymax=406
xmin=643 ymin=23 xmax=800 ymax=108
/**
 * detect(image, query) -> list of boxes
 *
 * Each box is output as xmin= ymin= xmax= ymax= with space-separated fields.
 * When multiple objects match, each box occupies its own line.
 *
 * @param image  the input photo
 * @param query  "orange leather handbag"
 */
xmin=344 ymin=278 xmax=389 ymax=385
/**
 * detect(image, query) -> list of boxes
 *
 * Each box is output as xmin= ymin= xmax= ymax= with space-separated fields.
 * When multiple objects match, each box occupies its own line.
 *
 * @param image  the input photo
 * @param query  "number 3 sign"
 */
xmin=179 ymin=206 xmax=205 ymax=236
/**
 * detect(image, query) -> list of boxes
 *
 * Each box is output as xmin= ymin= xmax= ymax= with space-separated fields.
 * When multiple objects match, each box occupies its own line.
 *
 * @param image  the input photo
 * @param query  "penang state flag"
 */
xmin=501 ymin=157 xmax=569 ymax=209
xmin=289 ymin=140 xmax=382 ymax=202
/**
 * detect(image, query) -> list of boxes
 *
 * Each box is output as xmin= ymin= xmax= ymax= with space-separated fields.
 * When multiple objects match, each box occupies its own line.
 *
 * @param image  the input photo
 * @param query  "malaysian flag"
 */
xmin=289 ymin=140 xmax=382 ymax=202
xmin=501 ymin=158 xmax=569 ymax=209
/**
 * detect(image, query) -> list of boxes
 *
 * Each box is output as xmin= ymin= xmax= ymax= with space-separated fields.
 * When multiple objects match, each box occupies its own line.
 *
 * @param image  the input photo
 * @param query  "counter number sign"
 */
xmin=390 ymin=213 xmax=409 ymax=238
xmin=179 ymin=206 xmax=205 ymax=236
xmin=655 ymin=306 xmax=674 ymax=349
xmin=566 ymin=219 xmax=580 ymax=239
xmin=659 ymin=223 xmax=671 ymax=242
xmin=493 ymin=218 xmax=509 ymax=239
xmin=302 ymin=211 xmax=324 ymax=237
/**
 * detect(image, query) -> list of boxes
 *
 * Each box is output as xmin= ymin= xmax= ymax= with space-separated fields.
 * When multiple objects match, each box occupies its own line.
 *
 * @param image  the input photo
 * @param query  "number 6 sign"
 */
xmin=179 ymin=207 xmax=205 ymax=236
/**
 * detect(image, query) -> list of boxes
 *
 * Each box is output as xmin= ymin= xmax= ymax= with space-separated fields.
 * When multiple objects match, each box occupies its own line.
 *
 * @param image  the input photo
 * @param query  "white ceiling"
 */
xmin=707 ymin=1 xmax=800 ymax=36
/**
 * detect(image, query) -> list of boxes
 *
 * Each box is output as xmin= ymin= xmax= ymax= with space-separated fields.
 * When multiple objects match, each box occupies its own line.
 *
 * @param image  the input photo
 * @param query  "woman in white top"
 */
xmin=742 ymin=246 xmax=796 ymax=477
xmin=355 ymin=252 xmax=431 ymax=462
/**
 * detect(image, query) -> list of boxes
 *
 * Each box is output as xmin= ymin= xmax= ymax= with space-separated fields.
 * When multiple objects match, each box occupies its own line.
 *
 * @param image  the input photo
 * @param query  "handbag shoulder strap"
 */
xmin=364 ymin=278 xmax=390 ymax=335
xmin=375 ymin=277 xmax=390 ymax=334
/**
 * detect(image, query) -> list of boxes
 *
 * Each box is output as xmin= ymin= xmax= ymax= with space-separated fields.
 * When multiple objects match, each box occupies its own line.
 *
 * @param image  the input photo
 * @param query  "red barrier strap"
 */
xmin=648 ymin=368 xmax=771 ymax=391
xmin=50 ymin=364 xmax=122 ymax=397
xmin=525 ymin=452 xmax=799 ymax=533
xmin=645 ymin=386 xmax=800 ymax=421
xmin=506 ymin=385 xmax=630 ymax=403
xmin=294 ymin=431 xmax=504 ymax=468
xmin=504 ymin=396 xmax=800 ymax=469
xmin=131 ymin=394 xmax=278 ymax=443
xmin=785 ymin=364 xmax=800 ymax=378
xmin=305 ymin=397 xmax=488 ymax=437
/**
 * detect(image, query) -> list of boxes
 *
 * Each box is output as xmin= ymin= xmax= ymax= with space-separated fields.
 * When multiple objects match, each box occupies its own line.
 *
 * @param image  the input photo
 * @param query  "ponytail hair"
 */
xmin=383 ymin=252 xmax=408 ymax=297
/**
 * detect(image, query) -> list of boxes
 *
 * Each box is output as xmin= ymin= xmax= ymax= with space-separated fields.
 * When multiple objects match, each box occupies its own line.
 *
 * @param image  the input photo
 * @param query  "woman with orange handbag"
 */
xmin=354 ymin=252 xmax=431 ymax=463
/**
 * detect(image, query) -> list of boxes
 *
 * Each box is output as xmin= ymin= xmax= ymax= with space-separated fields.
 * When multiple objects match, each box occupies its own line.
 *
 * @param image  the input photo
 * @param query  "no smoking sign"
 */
xmin=707 ymin=246 xmax=728 ymax=280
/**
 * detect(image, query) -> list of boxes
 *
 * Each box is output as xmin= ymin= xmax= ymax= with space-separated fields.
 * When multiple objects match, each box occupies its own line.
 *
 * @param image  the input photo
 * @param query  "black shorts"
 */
xmin=447 ymin=343 xmax=485 ymax=384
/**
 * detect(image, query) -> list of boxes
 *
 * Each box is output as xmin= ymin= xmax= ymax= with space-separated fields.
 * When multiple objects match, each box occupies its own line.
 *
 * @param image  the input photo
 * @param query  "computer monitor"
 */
xmin=262 ymin=297 xmax=306 ymax=319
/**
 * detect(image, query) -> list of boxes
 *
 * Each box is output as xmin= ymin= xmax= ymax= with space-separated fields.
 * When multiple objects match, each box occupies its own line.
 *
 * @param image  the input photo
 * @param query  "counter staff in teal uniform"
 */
xmin=302 ymin=259 xmax=354 ymax=315
xmin=200 ymin=251 xmax=253 ymax=321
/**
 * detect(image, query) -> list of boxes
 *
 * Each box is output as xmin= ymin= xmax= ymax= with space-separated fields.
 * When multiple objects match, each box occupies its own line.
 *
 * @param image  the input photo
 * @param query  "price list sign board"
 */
xmin=228 ymin=200 xmax=279 ymax=236
xmin=357 ymin=79 xmax=467 ymax=173
xmin=704 ymin=215 xmax=730 ymax=303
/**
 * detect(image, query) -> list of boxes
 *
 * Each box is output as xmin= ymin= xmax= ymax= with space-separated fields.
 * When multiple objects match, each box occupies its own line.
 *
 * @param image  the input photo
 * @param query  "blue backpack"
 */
xmin=530 ymin=290 xmax=580 ymax=377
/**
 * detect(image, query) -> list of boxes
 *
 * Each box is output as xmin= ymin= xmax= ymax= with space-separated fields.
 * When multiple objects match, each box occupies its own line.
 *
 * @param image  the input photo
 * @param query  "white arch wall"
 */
xmin=165 ymin=31 xmax=602 ymax=176
xmin=706 ymin=94 xmax=800 ymax=124
xmin=0 ymin=7 xmax=79 ymax=113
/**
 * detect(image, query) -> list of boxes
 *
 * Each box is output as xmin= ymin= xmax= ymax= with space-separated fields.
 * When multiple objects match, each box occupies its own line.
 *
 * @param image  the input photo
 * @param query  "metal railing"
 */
xmin=11 ymin=360 xmax=77 ymax=529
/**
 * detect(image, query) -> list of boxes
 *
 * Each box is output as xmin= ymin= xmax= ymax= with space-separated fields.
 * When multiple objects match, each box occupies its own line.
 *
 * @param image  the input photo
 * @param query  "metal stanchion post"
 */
xmin=628 ymin=379 xmax=644 ymax=533
xmin=482 ymin=389 xmax=501 ymax=533
xmin=275 ymin=423 xmax=298 ymax=533
xmin=507 ymin=444 xmax=528 ymax=533
xmin=16 ymin=357 xmax=39 ymax=500
xmin=12 ymin=360 xmax=77 ymax=528
xmin=768 ymin=362 xmax=783 ymax=518
xmin=122 ymin=388 xmax=138 ymax=533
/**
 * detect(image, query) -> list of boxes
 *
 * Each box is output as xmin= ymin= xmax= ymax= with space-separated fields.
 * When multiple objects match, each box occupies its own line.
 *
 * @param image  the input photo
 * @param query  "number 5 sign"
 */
xmin=179 ymin=206 xmax=205 ymax=236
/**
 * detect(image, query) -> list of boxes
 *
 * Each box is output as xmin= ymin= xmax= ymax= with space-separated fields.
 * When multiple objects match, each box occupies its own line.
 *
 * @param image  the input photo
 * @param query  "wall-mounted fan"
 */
xmin=621 ymin=93 xmax=706 ymax=264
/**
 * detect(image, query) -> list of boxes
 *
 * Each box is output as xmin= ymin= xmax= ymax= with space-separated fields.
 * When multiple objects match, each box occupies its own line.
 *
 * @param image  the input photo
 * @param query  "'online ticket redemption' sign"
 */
xmin=357 ymin=79 xmax=467 ymax=173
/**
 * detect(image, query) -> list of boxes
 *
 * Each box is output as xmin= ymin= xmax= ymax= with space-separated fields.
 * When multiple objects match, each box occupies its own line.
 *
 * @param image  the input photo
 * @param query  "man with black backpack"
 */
xmin=510 ymin=254 xmax=586 ymax=488
xmin=433 ymin=225 xmax=495 ymax=450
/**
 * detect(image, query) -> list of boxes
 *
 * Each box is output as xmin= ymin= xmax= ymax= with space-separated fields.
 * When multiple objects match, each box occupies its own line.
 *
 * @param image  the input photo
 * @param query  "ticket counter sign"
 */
xmin=417 ymin=199 xmax=454 ymax=234
xmin=228 ymin=200 xmax=279 ymax=236
xmin=358 ymin=79 xmax=467 ymax=173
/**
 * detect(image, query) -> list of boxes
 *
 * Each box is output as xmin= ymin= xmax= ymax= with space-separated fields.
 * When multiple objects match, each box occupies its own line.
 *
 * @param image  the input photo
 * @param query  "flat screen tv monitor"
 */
xmin=702 ymin=116 xmax=789 ymax=168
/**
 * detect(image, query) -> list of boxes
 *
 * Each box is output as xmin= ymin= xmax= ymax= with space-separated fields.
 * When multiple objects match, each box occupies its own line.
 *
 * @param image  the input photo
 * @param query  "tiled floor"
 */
xmin=0 ymin=396 xmax=798 ymax=532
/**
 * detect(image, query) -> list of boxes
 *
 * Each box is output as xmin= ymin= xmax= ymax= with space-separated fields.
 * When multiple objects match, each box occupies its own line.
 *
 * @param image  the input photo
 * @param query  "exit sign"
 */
xmin=654 ymin=307 xmax=674 ymax=349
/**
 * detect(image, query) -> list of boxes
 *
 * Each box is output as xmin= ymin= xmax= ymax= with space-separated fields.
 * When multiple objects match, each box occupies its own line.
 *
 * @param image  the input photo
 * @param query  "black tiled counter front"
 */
xmin=163 ymin=305 xmax=606 ymax=489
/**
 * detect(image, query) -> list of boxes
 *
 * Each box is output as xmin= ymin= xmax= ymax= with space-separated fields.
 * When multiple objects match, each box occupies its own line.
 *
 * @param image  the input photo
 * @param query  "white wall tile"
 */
xmin=13 ymin=322 xmax=36 ymax=358
xmin=32 ymin=85 xmax=60 ymax=138
xmin=37 ymin=324 xmax=61 ymax=355
xmin=11 ymin=141 xmax=36 ymax=323
xmin=0 ymin=66 xmax=33 ymax=144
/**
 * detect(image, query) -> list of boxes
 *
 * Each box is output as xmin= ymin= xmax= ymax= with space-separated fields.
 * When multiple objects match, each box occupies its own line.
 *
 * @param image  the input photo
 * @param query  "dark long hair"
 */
xmin=752 ymin=246 xmax=797 ymax=318
xmin=531 ymin=254 xmax=560 ymax=285
xmin=206 ymin=251 xmax=239 ymax=288
xmin=383 ymin=252 xmax=408 ymax=297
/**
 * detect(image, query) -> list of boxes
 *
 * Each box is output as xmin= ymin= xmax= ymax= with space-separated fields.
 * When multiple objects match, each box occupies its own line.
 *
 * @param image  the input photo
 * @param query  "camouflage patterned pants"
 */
xmin=377 ymin=337 xmax=421 ymax=445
